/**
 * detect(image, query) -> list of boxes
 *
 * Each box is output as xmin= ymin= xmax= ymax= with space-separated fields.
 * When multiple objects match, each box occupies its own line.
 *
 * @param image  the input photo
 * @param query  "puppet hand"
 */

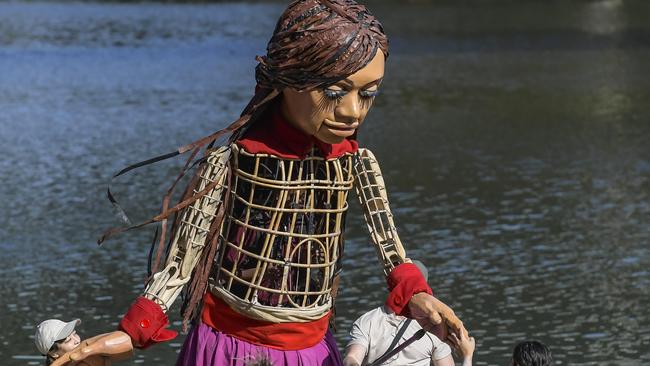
xmin=68 ymin=341 xmax=91 ymax=362
xmin=49 ymin=346 xmax=87 ymax=366
xmin=48 ymin=341 xmax=94 ymax=366
xmin=70 ymin=336 xmax=103 ymax=361
xmin=53 ymin=331 xmax=134 ymax=366
xmin=407 ymin=292 xmax=468 ymax=340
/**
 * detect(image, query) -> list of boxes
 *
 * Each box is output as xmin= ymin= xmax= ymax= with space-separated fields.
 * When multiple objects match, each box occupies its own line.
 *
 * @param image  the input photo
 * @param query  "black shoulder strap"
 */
xmin=384 ymin=319 xmax=412 ymax=357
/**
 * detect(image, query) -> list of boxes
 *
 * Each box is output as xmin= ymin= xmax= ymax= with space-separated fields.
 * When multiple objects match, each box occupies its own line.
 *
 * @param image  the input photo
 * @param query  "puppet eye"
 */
xmin=359 ymin=89 xmax=381 ymax=99
xmin=323 ymin=89 xmax=346 ymax=103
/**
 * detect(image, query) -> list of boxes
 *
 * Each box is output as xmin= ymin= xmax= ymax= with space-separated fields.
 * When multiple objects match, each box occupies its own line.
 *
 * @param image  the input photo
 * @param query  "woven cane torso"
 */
xmin=208 ymin=144 xmax=354 ymax=322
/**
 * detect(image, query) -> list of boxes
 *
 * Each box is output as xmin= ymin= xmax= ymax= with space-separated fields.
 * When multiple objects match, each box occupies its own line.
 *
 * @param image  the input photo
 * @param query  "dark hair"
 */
xmin=45 ymin=341 xmax=63 ymax=366
xmin=512 ymin=340 xmax=553 ymax=366
xmin=256 ymin=0 xmax=388 ymax=92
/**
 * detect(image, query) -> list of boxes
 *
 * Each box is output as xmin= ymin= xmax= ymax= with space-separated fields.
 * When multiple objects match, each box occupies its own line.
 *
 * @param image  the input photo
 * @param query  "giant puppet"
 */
xmin=74 ymin=1 xmax=468 ymax=365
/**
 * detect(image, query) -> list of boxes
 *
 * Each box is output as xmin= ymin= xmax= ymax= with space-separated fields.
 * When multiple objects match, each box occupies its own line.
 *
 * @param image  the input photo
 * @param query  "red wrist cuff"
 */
xmin=118 ymin=297 xmax=177 ymax=349
xmin=385 ymin=263 xmax=433 ymax=316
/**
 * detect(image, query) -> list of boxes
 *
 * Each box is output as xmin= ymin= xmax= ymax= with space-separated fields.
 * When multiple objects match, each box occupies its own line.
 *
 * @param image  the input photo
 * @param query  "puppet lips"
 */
xmin=323 ymin=119 xmax=358 ymax=132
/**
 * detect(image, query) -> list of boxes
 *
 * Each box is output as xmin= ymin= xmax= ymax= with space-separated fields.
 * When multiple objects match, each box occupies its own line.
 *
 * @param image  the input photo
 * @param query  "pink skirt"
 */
xmin=176 ymin=321 xmax=343 ymax=366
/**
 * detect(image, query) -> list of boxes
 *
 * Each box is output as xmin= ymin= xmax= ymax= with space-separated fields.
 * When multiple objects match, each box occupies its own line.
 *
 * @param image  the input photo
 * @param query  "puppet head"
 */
xmin=240 ymin=0 xmax=389 ymax=143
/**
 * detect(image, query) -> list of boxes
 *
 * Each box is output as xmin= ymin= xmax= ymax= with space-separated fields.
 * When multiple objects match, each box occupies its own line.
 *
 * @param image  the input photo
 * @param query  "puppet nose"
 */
xmin=336 ymin=93 xmax=361 ymax=122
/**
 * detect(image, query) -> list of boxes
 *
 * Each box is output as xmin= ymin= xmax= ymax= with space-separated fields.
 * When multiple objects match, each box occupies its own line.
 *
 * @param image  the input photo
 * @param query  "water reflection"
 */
xmin=1 ymin=1 xmax=649 ymax=365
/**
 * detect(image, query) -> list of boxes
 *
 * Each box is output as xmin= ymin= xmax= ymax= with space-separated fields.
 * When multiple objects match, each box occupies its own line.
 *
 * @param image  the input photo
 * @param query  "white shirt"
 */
xmin=347 ymin=306 xmax=452 ymax=365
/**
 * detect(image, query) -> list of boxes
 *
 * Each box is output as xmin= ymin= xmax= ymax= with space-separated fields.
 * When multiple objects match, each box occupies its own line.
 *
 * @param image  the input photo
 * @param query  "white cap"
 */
xmin=34 ymin=319 xmax=80 ymax=355
xmin=412 ymin=260 xmax=429 ymax=282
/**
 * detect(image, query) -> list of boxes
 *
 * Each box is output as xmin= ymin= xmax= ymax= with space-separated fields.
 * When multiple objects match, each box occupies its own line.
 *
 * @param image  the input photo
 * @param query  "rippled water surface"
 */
xmin=1 ymin=1 xmax=649 ymax=365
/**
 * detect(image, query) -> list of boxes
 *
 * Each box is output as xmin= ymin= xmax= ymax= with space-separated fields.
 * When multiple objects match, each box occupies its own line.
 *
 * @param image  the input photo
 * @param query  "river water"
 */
xmin=1 ymin=1 xmax=649 ymax=365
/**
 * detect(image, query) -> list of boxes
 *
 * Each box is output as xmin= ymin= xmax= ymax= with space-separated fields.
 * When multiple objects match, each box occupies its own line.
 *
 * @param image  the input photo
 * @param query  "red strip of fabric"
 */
xmin=236 ymin=106 xmax=358 ymax=160
xmin=201 ymin=292 xmax=331 ymax=350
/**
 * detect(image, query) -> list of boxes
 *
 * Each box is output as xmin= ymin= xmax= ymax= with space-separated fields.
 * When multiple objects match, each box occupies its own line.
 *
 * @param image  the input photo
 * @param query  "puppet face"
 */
xmin=280 ymin=49 xmax=385 ymax=144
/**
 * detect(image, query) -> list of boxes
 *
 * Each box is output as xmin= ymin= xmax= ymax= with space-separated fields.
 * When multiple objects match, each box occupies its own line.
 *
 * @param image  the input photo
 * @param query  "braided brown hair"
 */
xmin=256 ymin=0 xmax=388 ymax=91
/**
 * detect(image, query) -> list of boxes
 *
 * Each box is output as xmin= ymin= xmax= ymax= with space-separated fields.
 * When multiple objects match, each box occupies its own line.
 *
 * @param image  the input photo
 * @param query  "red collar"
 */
xmin=236 ymin=109 xmax=358 ymax=159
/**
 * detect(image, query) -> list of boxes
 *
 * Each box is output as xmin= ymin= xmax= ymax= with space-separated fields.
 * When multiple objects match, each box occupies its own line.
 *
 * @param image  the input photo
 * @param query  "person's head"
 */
xmin=254 ymin=0 xmax=389 ymax=143
xmin=35 ymin=319 xmax=81 ymax=365
xmin=511 ymin=340 xmax=553 ymax=366
xmin=412 ymin=260 xmax=428 ymax=282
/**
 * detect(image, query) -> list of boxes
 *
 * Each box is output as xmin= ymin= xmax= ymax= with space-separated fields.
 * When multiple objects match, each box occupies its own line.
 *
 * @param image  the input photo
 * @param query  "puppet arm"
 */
xmin=119 ymin=146 xmax=231 ymax=348
xmin=353 ymin=148 xmax=467 ymax=340
xmin=50 ymin=331 xmax=133 ymax=366
xmin=143 ymin=146 xmax=230 ymax=310
xmin=353 ymin=147 xmax=431 ymax=315
xmin=352 ymin=148 xmax=407 ymax=275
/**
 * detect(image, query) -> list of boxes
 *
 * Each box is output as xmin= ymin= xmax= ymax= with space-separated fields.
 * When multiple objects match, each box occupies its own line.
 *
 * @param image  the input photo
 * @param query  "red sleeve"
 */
xmin=385 ymin=263 xmax=433 ymax=317
xmin=118 ymin=297 xmax=177 ymax=349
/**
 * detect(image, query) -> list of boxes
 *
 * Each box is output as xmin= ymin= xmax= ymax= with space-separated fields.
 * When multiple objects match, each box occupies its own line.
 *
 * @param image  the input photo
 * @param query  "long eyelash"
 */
xmin=359 ymin=89 xmax=380 ymax=109
xmin=320 ymin=88 xmax=381 ymax=112
xmin=317 ymin=91 xmax=340 ymax=113
xmin=320 ymin=89 xmax=345 ymax=112
xmin=323 ymin=89 xmax=346 ymax=103
xmin=359 ymin=89 xmax=381 ymax=99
